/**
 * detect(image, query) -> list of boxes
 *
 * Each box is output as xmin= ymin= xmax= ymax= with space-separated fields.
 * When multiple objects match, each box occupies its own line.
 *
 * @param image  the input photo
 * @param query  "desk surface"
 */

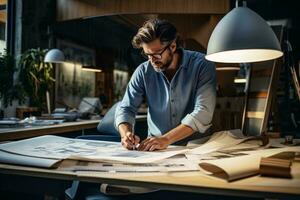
xmin=0 ymin=159 xmax=299 ymax=199
xmin=0 ymin=120 xmax=100 ymax=141
xmin=0 ymin=115 xmax=147 ymax=141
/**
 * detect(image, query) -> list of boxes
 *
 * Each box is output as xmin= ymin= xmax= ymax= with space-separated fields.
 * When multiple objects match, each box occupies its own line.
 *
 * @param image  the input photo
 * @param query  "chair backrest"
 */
xmin=97 ymin=102 xmax=120 ymax=136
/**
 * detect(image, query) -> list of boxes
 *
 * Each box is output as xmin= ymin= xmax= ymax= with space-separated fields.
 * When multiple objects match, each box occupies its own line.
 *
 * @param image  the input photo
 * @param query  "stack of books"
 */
xmin=260 ymin=151 xmax=297 ymax=178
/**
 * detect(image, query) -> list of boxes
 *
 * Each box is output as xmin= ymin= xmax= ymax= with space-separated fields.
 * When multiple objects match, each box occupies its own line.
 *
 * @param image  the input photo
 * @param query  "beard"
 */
xmin=151 ymin=52 xmax=174 ymax=73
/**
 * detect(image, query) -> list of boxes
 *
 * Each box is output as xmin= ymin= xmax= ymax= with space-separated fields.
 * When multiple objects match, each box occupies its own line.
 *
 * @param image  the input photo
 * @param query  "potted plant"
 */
xmin=0 ymin=51 xmax=25 ymax=114
xmin=18 ymin=48 xmax=55 ymax=112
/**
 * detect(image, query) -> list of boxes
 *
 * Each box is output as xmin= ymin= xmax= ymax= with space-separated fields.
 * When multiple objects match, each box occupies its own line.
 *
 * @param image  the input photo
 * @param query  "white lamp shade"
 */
xmin=206 ymin=6 xmax=283 ymax=63
xmin=44 ymin=49 xmax=65 ymax=63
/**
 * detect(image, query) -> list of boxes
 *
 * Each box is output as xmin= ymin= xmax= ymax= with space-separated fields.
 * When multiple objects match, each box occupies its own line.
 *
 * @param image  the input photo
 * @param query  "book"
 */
xmin=260 ymin=151 xmax=299 ymax=178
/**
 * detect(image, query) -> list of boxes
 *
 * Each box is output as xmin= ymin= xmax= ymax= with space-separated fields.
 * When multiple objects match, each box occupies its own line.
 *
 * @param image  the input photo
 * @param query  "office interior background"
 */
xmin=0 ymin=0 xmax=300 ymax=200
xmin=0 ymin=0 xmax=300 ymax=136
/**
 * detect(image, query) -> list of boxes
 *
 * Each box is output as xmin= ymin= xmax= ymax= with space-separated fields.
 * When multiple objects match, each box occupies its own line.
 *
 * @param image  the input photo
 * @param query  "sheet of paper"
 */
xmin=0 ymin=135 xmax=187 ymax=164
xmin=188 ymin=129 xmax=263 ymax=155
xmin=61 ymin=156 xmax=199 ymax=173
xmin=185 ymin=140 xmax=267 ymax=164
xmin=0 ymin=150 xmax=60 ymax=168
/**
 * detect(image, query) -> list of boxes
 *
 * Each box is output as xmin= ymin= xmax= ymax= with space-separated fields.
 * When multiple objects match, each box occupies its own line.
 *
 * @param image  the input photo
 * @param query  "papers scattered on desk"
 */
xmin=188 ymin=129 xmax=263 ymax=155
xmin=0 ymin=118 xmax=64 ymax=129
xmin=61 ymin=156 xmax=199 ymax=173
xmin=184 ymin=130 xmax=300 ymax=181
xmin=1 ymin=128 xmax=299 ymax=182
xmin=0 ymin=119 xmax=21 ymax=128
xmin=0 ymin=135 xmax=187 ymax=167
xmin=0 ymin=150 xmax=61 ymax=168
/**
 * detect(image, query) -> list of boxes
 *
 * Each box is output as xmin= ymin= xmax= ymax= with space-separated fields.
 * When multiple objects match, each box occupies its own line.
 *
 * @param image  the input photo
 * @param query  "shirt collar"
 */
xmin=177 ymin=48 xmax=188 ymax=69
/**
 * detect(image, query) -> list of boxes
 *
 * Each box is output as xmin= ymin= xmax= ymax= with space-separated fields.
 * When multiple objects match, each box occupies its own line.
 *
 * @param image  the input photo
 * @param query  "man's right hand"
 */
xmin=121 ymin=131 xmax=140 ymax=150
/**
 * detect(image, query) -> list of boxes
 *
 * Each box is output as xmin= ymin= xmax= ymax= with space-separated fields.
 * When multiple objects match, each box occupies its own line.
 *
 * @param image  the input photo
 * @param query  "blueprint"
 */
xmin=0 ymin=135 xmax=187 ymax=164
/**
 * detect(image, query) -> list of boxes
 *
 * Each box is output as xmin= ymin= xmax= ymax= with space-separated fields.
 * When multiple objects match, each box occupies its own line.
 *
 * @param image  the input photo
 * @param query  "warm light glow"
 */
xmin=234 ymin=78 xmax=247 ymax=83
xmin=206 ymin=49 xmax=283 ymax=63
xmin=216 ymin=67 xmax=240 ymax=71
xmin=81 ymin=67 xmax=102 ymax=73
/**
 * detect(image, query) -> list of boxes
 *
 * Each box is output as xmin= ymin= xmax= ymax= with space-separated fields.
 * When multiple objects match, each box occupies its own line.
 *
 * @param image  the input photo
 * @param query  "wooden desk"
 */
xmin=0 ymin=115 xmax=147 ymax=141
xmin=0 ymin=160 xmax=299 ymax=199
xmin=0 ymin=120 xmax=100 ymax=141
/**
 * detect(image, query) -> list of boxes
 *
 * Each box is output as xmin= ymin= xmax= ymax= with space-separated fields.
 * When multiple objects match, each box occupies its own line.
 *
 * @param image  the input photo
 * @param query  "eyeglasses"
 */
xmin=141 ymin=43 xmax=171 ymax=60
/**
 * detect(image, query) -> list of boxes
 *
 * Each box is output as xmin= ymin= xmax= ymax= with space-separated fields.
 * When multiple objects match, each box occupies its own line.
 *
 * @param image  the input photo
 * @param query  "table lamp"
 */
xmin=43 ymin=48 xmax=65 ymax=114
xmin=44 ymin=49 xmax=65 ymax=63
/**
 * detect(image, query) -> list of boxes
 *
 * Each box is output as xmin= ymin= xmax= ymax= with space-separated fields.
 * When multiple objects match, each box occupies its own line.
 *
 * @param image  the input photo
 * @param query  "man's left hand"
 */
xmin=137 ymin=136 xmax=170 ymax=151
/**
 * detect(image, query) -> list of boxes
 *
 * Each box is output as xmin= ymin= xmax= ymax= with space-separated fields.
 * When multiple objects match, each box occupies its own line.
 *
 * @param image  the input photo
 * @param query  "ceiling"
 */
xmin=55 ymin=0 xmax=300 ymax=68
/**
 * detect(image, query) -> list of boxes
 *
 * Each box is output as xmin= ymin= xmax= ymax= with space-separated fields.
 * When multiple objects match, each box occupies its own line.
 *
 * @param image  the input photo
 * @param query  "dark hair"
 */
xmin=132 ymin=19 xmax=180 ymax=49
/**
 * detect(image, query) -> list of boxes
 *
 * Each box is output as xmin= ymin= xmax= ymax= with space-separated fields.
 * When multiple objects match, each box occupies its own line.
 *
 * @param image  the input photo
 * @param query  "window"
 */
xmin=0 ymin=0 xmax=7 ymax=54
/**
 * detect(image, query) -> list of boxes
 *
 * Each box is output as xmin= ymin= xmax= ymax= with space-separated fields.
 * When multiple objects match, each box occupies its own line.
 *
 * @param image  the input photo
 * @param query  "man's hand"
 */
xmin=137 ymin=136 xmax=170 ymax=151
xmin=121 ymin=131 xmax=140 ymax=150
xmin=118 ymin=123 xmax=140 ymax=150
xmin=137 ymin=124 xmax=194 ymax=151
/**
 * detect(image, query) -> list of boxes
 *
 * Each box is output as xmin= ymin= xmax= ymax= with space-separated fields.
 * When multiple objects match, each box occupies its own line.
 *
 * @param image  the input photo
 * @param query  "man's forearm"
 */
xmin=163 ymin=124 xmax=194 ymax=145
xmin=118 ymin=122 xmax=133 ymax=138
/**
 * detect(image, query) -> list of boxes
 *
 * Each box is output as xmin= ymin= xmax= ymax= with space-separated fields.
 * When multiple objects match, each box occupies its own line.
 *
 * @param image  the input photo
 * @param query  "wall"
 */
xmin=20 ymin=0 xmax=56 ymax=51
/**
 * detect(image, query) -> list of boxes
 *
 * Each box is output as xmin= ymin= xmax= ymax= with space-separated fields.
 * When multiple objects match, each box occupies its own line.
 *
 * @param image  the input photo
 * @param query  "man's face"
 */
xmin=141 ymin=39 xmax=175 ymax=72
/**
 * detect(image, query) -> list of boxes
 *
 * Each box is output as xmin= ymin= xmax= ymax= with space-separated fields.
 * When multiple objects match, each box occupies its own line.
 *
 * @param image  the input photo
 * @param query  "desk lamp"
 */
xmin=43 ymin=49 xmax=65 ymax=114
xmin=44 ymin=49 xmax=65 ymax=63
xmin=205 ymin=0 xmax=283 ymax=63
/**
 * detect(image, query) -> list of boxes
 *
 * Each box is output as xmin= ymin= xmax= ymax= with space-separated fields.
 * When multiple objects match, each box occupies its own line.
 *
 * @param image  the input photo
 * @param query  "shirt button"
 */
xmin=172 ymin=114 xmax=176 ymax=117
xmin=171 ymin=99 xmax=174 ymax=103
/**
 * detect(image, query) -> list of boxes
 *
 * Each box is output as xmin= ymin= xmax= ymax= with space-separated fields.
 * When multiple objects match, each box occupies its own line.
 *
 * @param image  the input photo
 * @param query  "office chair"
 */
xmin=76 ymin=101 xmax=121 ymax=142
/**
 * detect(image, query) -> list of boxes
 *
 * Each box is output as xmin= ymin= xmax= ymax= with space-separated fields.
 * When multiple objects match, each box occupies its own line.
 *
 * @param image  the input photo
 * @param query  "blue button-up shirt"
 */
xmin=115 ymin=49 xmax=216 ymax=139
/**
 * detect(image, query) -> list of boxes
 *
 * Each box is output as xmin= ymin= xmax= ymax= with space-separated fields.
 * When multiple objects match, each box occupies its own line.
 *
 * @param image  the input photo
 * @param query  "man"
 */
xmin=115 ymin=18 xmax=216 ymax=151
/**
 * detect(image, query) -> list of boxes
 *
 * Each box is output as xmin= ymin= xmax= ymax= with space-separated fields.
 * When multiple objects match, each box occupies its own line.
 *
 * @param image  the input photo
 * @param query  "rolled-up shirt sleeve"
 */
xmin=114 ymin=66 xmax=145 ymax=129
xmin=181 ymin=60 xmax=216 ymax=133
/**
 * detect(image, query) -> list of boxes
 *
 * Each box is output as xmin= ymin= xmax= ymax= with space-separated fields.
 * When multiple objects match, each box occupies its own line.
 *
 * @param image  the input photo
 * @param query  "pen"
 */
xmin=132 ymin=132 xmax=136 ymax=150
xmin=132 ymin=143 xmax=140 ymax=150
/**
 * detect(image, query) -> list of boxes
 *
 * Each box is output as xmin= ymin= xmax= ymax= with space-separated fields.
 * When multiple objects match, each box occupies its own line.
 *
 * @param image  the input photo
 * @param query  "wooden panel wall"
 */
xmin=0 ymin=0 xmax=6 ymax=23
xmin=57 ymin=0 xmax=229 ymax=21
xmin=0 ymin=11 xmax=6 ymax=23
xmin=159 ymin=14 xmax=222 ymax=51
xmin=0 ymin=0 xmax=7 ymax=5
